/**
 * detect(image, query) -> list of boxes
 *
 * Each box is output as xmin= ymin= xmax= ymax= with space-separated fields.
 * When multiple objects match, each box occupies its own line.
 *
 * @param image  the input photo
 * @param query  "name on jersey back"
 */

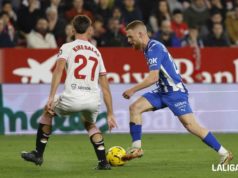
xmin=73 ymin=45 xmax=100 ymax=57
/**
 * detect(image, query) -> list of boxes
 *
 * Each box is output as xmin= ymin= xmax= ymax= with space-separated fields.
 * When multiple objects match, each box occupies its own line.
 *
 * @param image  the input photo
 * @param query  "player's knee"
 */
xmin=44 ymin=104 xmax=56 ymax=117
xmin=39 ymin=112 xmax=53 ymax=125
xmin=129 ymin=103 xmax=142 ymax=115
xmin=91 ymin=133 xmax=103 ymax=143
xmin=43 ymin=108 xmax=55 ymax=118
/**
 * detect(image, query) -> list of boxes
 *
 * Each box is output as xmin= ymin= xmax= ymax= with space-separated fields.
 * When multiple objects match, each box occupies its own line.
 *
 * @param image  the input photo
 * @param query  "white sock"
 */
xmin=218 ymin=146 xmax=228 ymax=156
xmin=132 ymin=140 xmax=141 ymax=148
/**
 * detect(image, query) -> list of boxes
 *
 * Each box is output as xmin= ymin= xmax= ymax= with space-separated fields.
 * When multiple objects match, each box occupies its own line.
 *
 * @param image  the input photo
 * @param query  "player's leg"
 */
xmin=129 ymin=96 xmax=154 ymax=148
xmin=123 ymin=93 xmax=161 ymax=161
xmin=178 ymin=113 xmax=233 ymax=165
xmin=21 ymin=108 xmax=53 ymax=166
xmin=21 ymin=95 xmax=62 ymax=165
xmin=164 ymin=91 xmax=233 ymax=165
xmin=35 ymin=109 xmax=53 ymax=157
xmin=82 ymin=112 xmax=111 ymax=170
xmin=178 ymin=113 xmax=208 ymax=138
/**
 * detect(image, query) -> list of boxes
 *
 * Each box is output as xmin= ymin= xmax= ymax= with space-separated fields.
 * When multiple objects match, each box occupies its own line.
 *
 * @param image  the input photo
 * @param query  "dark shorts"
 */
xmin=143 ymin=90 xmax=193 ymax=116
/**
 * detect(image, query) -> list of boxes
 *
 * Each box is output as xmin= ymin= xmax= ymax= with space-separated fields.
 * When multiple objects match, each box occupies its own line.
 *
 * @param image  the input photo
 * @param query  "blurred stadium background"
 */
xmin=0 ymin=0 xmax=238 ymax=178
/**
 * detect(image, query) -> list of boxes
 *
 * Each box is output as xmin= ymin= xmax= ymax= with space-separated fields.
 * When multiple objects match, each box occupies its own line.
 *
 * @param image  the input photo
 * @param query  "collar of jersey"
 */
xmin=144 ymin=39 xmax=153 ymax=53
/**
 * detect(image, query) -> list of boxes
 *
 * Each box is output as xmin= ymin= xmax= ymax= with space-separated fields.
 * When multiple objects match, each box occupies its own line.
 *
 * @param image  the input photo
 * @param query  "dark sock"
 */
xmin=129 ymin=122 xmax=142 ymax=142
xmin=90 ymin=134 xmax=107 ymax=165
xmin=36 ymin=123 xmax=52 ymax=157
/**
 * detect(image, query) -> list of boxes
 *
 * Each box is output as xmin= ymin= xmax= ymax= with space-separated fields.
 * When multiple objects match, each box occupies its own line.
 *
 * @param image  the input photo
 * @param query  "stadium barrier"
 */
xmin=1 ymin=84 xmax=238 ymax=135
xmin=0 ymin=47 xmax=238 ymax=84
xmin=0 ymin=48 xmax=238 ymax=134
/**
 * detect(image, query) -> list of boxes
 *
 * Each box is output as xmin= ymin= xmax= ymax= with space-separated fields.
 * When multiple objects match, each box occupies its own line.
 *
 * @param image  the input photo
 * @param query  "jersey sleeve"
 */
xmin=99 ymin=54 xmax=107 ymax=76
xmin=57 ymin=44 xmax=71 ymax=60
xmin=147 ymin=45 xmax=164 ymax=71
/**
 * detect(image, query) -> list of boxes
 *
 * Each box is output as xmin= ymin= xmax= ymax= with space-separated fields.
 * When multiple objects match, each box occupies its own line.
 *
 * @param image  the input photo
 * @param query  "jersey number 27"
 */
xmin=74 ymin=54 xmax=98 ymax=81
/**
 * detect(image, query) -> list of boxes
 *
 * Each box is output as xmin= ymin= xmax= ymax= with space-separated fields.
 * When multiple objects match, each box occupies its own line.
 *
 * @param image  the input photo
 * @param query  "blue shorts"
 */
xmin=143 ymin=90 xmax=193 ymax=116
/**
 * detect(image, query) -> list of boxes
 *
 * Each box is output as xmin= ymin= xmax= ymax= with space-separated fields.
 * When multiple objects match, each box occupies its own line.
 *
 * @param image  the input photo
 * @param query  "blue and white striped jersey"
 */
xmin=144 ymin=39 xmax=187 ymax=93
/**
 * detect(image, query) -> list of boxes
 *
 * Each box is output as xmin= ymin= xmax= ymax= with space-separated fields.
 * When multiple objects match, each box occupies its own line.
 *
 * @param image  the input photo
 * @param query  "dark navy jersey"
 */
xmin=144 ymin=39 xmax=187 ymax=93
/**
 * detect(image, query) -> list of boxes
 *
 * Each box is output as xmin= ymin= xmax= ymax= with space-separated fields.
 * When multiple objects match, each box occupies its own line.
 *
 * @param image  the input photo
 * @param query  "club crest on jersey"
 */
xmin=148 ymin=58 xmax=157 ymax=65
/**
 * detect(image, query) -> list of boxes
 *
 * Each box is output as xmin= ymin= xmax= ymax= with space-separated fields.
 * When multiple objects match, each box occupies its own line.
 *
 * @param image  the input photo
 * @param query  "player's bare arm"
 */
xmin=21 ymin=15 xmax=116 ymax=170
xmin=123 ymin=70 xmax=159 ymax=99
xmin=99 ymin=75 xmax=117 ymax=131
xmin=47 ymin=58 xmax=66 ymax=112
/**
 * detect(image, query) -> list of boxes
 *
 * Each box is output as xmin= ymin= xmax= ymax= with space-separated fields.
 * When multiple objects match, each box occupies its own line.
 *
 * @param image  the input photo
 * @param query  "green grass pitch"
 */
xmin=0 ymin=134 xmax=237 ymax=178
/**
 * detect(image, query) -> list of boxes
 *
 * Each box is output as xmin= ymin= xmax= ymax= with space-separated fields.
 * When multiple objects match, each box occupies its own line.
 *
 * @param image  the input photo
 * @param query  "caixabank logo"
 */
xmin=1 ymin=48 xmax=238 ymax=84
xmin=12 ymin=55 xmax=57 ymax=83
xmin=0 ymin=84 xmax=109 ymax=135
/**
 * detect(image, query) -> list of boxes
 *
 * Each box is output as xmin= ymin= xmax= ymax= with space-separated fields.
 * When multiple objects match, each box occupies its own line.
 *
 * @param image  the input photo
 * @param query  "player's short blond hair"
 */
xmin=126 ymin=20 xmax=146 ymax=31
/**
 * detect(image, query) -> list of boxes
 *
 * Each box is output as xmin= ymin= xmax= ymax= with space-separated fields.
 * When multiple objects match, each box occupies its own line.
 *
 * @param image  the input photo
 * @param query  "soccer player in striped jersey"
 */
xmin=122 ymin=20 xmax=233 ymax=165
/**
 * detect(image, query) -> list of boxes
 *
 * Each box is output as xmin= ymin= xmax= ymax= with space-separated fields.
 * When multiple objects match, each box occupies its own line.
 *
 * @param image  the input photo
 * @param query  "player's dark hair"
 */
xmin=126 ymin=20 xmax=145 ymax=30
xmin=72 ymin=15 xmax=91 ymax=34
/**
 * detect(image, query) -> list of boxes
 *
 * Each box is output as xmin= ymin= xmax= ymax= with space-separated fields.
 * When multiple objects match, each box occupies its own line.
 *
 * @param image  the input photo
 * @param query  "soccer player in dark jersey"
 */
xmin=122 ymin=20 xmax=233 ymax=165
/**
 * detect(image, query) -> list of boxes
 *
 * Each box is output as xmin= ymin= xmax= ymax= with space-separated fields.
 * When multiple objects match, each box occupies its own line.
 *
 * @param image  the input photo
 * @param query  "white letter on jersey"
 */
xmin=148 ymin=58 xmax=158 ymax=65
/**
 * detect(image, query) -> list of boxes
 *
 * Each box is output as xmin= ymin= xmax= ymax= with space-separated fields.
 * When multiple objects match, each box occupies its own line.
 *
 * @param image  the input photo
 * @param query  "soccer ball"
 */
xmin=106 ymin=146 xmax=127 ymax=166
